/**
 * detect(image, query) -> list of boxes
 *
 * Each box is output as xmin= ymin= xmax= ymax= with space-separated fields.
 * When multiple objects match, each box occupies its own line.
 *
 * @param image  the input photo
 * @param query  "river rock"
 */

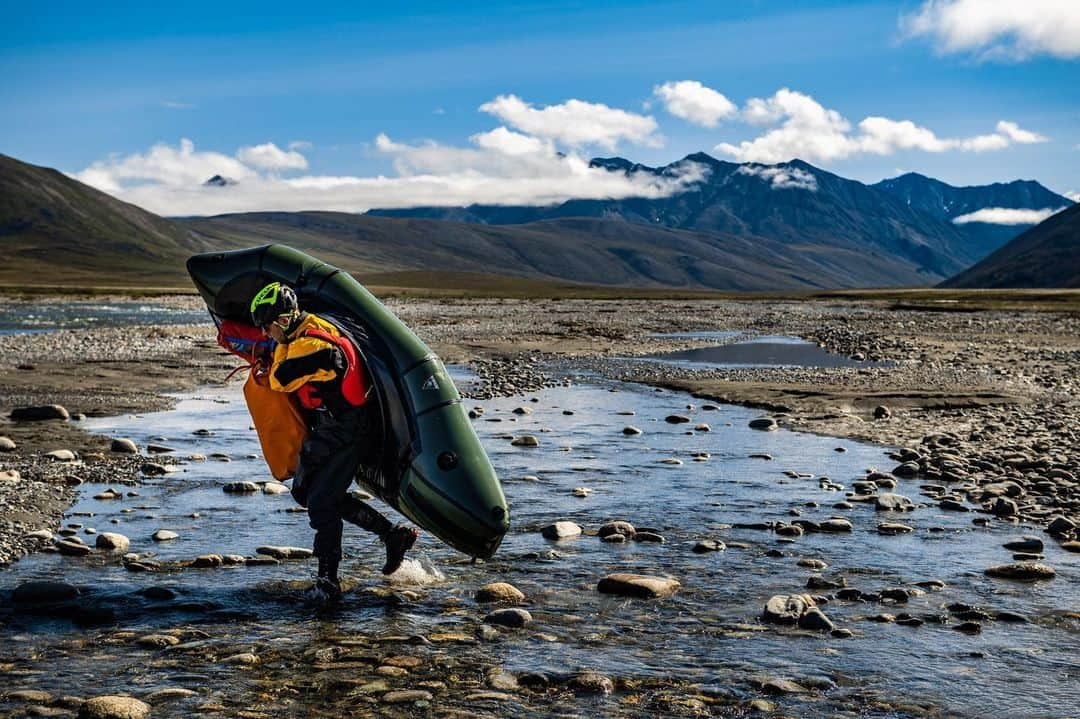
xmin=55 ymin=538 xmax=92 ymax=556
xmin=693 ymin=539 xmax=725 ymax=553
xmin=984 ymin=562 xmax=1056 ymax=581
xmin=223 ymin=481 xmax=259 ymax=493
xmin=256 ymin=546 xmax=313 ymax=559
xmin=597 ymin=573 xmax=680 ymax=598
xmin=110 ymin=438 xmax=139 ymax=454
xmin=95 ymin=533 xmax=130 ymax=552
xmin=622 ymin=425 xmax=643 ymax=435
xmin=568 ymin=672 xmax=615 ymax=695
xmin=598 ymin=520 xmax=635 ymax=539
xmin=819 ymin=518 xmax=853 ymax=533
xmin=136 ymin=634 xmax=180 ymax=648
xmin=13 ymin=580 xmax=79 ymax=602
xmin=665 ymin=415 xmax=691 ymax=424
xmin=634 ymin=531 xmax=665 ymax=543
xmin=541 ymin=521 xmax=582 ymax=540
xmin=152 ymin=530 xmax=179 ymax=542
xmin=484 ymin=608 xmax=532 ymax=628
xmin=797 ymin=558 xmax=828 ymax=569
xmin=262 ymin=482 xmax=289 ymax=494
xmin=0 ymin=436 xmax=16 ymax=451
xmin=143 ymin=688 xmax=197 ymax=704
xmin=1003 ymin=537 xmax=1043 ymax=553
xmin=139 ymin=463 xmax=168 ymax=477
xmin=382 ymin=690 xmax=433 ymax=704
xmin=878 ymin=522 xmax=914 ymax=535
xmin=512 ymin=406 xmax=532 ymax=415
xmin=47 ymin=449 xmax=77 ymax=462
xmin=1062 ymin=541 xmax=1080 ymax=553
xmin=939 ymin=499 xmax=969 ymax=512
xmin=511 ymin=435 xmax=539 ymax=447
xmin=78 ymin=695 xmax=150 ymax=719
xmin=11 ymin=405 xmax=69 ymax=421
xmin=476 ymin=582 xmax=525 ymax=604
xmin=749 ymin=418 xmax=777 ymax=431
xmin=797 ymin=607 xmax=835 ymax=632
xmin=94 ymin=488 xmax=122 ymax=500
xmin=1046 ymin=516 xmax=1076 ymax=536
xmin=192 ymin=554 xmax=223 ymax=568
xmin=875 ymin=493 xmax=914 ymax=512
xmin=893 ymin=462 xmax=919 ymax=478
xmin=0 ymin=469 xmax=21 ymax=482
xmin=762 ymin=594 xmax=815 ymax=625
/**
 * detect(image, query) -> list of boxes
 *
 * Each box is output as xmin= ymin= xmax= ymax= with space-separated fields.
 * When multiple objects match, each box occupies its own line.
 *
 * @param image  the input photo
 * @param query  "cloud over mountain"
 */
xmin=952 ymin=206 xmax=1065 ymax=225
xmin=714 ymin=88 xmax=1046 ymax=163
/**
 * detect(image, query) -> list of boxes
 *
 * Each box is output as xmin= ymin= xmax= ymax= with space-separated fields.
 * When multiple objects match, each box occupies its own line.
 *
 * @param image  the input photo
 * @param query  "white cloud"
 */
xmin=73 ymin=138 xmax=256 ymax=191
xmin=160 ymin=100 xmax=194 ymax=109
xmin=478 ymin=94 xmax=661 ymax=150
xmin=901 ymin=0 xmax=1080 ymax=60
xmin=236 ymin=142 xmax=309 ymax=171
xmin=288 ymin=140 xmax=313 ymax=151
xmin=1065 ymin=190 xmax=1080 ymax=202
xmin=470 ymin=127 xmax=552 ymax=156
xmin=736 ymin=164 xmax=818 ymax=191
xmin=653 ymin=80 xmax=737 ymax=128
xmin=714 ymin=88 xmax=1048 ymax=163
xmin=994 ymin=120 xmax=1047 ymax=144
xmin=73 ymin=133 xmax=707 ymax=217
xmin=953 ymin=206 xmax=1065 ymax=225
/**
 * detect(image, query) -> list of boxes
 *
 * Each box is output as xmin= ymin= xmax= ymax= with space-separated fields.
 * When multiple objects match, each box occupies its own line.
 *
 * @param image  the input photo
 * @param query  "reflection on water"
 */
xmin=1 ymin=371 xmax=1076 ymax=718
xmin=649 ymin=334 xmax=889 ymax=369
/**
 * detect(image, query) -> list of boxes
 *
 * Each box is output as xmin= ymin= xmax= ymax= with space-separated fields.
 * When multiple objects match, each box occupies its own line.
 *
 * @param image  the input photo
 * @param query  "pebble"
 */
xmin=510 ymin=435 xmax=539 ymax=447
xmin=0 ymin=436 xmax=17 ymax=451
xmin=597 ymin=573 xmax=680 ymax=598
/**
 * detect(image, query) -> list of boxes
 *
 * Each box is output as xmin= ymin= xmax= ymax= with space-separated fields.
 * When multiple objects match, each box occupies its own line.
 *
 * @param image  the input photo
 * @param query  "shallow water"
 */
xmin=649 ymin=334 xmax=888 ymax=369
xmin=1 ymin=371 xmax=1077 ymax=717
xmin=0 ymin=299 xmax=207 ymax=332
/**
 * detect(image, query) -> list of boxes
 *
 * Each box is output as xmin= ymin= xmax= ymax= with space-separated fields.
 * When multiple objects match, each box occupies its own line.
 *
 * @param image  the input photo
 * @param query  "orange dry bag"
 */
xmin=243 ymin=370 xmax=308 ymax=480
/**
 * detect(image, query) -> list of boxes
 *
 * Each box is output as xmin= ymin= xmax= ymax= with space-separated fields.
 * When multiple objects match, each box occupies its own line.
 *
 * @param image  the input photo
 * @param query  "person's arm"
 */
xmin=268 ymin=336 xmax=343 ymax=392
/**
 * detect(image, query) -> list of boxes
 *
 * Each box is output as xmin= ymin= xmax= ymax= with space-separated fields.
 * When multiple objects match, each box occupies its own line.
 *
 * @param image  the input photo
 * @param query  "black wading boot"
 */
xmin=307 ymin=554 xmax=342 ymax=604
xmin=382 ymin=525 xmax=419 ymax=575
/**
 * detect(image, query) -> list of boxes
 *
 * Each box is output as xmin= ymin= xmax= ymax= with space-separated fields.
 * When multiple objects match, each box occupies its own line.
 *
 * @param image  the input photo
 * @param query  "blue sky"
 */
xmin=2 ymin=0 xmax=1077 ymax=215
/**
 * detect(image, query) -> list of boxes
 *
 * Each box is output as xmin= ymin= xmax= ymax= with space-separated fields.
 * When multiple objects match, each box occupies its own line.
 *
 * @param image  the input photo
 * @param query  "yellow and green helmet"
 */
xmin=250 ymin=281 xmax=299 ymax=328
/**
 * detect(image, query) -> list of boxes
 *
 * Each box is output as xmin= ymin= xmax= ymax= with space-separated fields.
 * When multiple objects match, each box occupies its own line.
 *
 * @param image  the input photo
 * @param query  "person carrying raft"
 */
xmin=247 ymin=281 xmax=419 ymax=602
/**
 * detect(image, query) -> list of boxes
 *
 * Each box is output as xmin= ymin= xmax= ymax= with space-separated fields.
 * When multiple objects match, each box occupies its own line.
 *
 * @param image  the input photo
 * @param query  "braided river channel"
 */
xmin=0 ymin=307 xmax=1076 ymax=717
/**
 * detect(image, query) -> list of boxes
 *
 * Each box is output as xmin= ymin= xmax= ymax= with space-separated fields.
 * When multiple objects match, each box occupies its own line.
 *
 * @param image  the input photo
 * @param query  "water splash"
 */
xmin=387 ymin=555 xmax=445 ymax=586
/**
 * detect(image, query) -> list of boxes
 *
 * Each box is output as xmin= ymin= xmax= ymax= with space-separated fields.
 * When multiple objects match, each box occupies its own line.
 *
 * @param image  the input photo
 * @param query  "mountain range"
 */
xmin=0 ymin=151 xmax=1073 ymax=290
xmin=942 ymin=202 xmax=1080 ymax=289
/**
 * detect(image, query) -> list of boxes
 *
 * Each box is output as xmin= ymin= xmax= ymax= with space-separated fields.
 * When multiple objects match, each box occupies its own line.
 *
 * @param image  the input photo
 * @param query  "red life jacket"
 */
xmin=296 ymin=327 xmax=370 ymax=410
